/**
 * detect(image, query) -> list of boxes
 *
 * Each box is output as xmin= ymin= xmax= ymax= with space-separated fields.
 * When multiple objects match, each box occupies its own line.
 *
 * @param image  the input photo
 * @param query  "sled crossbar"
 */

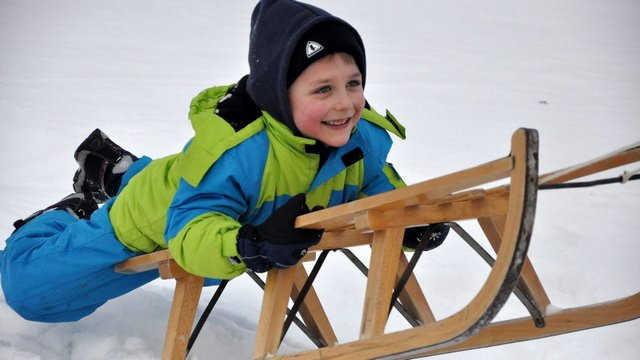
xmin=114 ymin=130 xmax=640 ymax=360
xmin=539 ymin=142 xmax=640 ymax=185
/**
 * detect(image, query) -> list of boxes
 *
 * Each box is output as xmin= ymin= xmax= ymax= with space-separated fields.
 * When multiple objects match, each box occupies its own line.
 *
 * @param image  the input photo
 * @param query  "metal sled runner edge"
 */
xmin=113 ymin=129 xmax=640 ymax=360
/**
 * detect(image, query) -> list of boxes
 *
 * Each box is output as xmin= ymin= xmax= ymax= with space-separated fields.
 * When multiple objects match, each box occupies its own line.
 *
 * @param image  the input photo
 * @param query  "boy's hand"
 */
xmin=402 ymin=223 xmax=450 ymax=251
xmin=236 ymin=193 xmax=323 ymax=273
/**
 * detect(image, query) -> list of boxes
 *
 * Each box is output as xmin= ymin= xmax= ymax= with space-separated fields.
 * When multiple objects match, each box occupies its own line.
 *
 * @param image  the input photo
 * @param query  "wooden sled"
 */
xmin=114 ymin=129 xmax=640 ymax=359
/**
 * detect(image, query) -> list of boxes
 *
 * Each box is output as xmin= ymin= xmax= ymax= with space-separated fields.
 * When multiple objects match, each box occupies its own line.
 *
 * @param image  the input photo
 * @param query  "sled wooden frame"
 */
xmin=113 ymin=129 xmax=640 ymax=359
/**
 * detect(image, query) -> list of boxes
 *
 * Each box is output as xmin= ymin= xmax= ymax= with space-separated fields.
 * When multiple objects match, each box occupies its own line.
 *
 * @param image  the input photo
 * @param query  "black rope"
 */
xmin=279 ymin=250 xmax=331 ymax=346
xmin=185 ymin=279 xmax=229 ymax=357
xmin=539 ymin=173 xmax=639 ymax=190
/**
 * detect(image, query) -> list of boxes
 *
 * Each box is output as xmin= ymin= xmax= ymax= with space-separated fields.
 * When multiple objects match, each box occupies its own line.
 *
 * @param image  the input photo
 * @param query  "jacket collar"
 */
xmin=261 ymin=110 xmax=370 ymax=192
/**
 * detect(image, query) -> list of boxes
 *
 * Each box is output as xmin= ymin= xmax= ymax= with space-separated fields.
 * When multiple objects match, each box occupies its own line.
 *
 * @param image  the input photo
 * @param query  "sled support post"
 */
xmin=253 ymin=266 xmax=297 ymax=359
xmin=478 ymin=215 xmax=551 ymax=316
xmin=114 ymin=251 xmax=205 ymax=360
xmin=360 ymin=227 xmax=405 ymax=339
xmin=159 ymin=260 xmax=205 ymax=360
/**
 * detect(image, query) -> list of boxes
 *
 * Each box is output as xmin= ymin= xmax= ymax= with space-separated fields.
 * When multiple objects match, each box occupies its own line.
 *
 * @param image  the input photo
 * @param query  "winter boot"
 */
xmin=13 ymin=192 xmax=98 ymax=232
xmin=72 ymin=129 xmax=138 ymax=204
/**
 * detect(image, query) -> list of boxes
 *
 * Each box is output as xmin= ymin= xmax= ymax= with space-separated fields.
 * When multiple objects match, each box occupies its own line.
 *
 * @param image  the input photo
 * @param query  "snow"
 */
xmin=1 ymin=0 xmax=639 ymax=359
xmin=545 ymin=304 xmax=563 ymax=317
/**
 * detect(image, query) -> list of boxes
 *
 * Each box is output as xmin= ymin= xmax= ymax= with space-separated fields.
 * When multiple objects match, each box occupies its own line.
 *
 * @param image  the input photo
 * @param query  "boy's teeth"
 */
xmin=325 ymin=118 xmax=348 ymax=126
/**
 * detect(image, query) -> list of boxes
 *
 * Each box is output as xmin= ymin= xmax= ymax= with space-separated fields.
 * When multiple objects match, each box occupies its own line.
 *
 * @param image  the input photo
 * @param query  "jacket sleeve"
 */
xmin=164 ymin=149 xmax=261 ymax=279
xmin=360 ymin=162 xmax=406 ymax=197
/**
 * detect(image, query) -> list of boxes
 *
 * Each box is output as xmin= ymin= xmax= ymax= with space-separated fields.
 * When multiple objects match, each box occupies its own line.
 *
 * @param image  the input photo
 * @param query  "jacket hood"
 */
xmin=246 ymin=0 xmax=366 ymax=133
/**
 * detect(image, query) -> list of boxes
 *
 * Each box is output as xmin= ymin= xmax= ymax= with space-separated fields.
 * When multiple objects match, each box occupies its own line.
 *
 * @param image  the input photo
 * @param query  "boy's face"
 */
xmin=288 ymin=53 xmax=365 ymax=147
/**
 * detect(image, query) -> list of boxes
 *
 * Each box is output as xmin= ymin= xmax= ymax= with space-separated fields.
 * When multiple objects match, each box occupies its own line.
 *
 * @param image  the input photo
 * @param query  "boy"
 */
xmin=0 ymin=0 xmax=447 ymax=323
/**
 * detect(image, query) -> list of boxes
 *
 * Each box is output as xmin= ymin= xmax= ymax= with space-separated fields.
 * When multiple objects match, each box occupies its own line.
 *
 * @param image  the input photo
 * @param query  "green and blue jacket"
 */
xmin=109 ymin=84 xmax=406 ymax=279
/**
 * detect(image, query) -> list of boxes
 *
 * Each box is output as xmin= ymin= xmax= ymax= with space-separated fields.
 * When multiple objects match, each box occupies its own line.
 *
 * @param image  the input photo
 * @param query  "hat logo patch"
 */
xmin=305 ymin=41 xmax=324 ymax=58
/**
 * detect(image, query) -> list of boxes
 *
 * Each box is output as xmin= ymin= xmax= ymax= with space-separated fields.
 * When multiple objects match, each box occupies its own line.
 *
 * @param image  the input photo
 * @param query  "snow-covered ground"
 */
xmin=1 ymin=0 xmax=639 ymax=359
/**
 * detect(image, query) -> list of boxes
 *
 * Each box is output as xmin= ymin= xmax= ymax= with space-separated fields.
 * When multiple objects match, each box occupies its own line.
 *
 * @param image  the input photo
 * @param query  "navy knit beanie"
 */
xmin=246 ymin=0 xmax=366 ymax=133
xmin=286 ymin=21 xmax=366 ymax=88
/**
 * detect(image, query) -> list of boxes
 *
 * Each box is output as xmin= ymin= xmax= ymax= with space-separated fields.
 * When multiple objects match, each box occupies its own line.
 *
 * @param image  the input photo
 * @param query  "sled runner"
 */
xmin=114 ymin=129 xmax=640 ymax=359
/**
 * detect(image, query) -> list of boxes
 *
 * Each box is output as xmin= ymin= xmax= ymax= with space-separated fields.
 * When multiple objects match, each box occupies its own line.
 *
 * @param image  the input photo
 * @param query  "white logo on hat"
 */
xmin=306 ymin=41 xmax=324 ymax=58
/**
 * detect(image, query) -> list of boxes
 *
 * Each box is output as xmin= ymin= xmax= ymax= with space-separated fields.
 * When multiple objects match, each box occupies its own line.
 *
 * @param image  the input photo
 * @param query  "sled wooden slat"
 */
xmin=294 ymin=156 xmax=514 ymax=231
xmin=539 ymin=143 xmax=640 ymax=185
xmin=417 ymin=188 xmax=487 ymax=206
xmin=114 ymin=249 xmax=173 ymax=274
xmin=115 ymin=250 xmax=316 ymax=276
xmin=309 ymin=230 xmax=372 ymax=250
xmin=337 ymin=190 xmax=510 ymax=231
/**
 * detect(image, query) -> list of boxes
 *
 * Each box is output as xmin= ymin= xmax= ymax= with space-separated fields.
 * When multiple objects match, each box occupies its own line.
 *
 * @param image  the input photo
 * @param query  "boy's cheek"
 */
xmin=353 ymin=97 xmax=365 ymax=119
xmin=294 ymin=103 xmax=328 ymax=129
xmin=354 ymin=93 xmax=366 ymax=114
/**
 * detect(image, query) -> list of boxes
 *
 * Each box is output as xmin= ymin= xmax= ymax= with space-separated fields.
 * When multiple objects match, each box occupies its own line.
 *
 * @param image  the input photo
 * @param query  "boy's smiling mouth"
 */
xmin=322 ymin=116 xmax=351 ymax=128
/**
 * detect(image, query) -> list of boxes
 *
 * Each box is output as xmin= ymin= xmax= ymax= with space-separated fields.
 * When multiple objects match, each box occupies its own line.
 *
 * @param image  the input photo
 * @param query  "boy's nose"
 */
xmin=332 ymin=91 xmax=352 ymax=112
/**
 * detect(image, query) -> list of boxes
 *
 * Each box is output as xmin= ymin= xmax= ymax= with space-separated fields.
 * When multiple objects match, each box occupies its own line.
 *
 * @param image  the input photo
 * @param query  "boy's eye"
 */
xmin=347 ymin=80 xmax=361 ymax=88
xmin=314 ymin=86 xmax=331 ymax=94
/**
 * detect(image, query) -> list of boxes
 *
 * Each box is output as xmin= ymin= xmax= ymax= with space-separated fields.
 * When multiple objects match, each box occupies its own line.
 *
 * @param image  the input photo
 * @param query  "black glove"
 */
xmin=402 ymin=223 xmax=450 ymax=251
xmin=215 ymin=75 xmax=262 ymax=130
xmin=236 ymin=194 xmax=324 ymax=273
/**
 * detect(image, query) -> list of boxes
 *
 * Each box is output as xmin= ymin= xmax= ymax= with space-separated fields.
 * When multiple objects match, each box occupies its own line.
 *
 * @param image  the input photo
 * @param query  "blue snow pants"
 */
xmin=0 ymin=157 xmax=159 ymax=322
